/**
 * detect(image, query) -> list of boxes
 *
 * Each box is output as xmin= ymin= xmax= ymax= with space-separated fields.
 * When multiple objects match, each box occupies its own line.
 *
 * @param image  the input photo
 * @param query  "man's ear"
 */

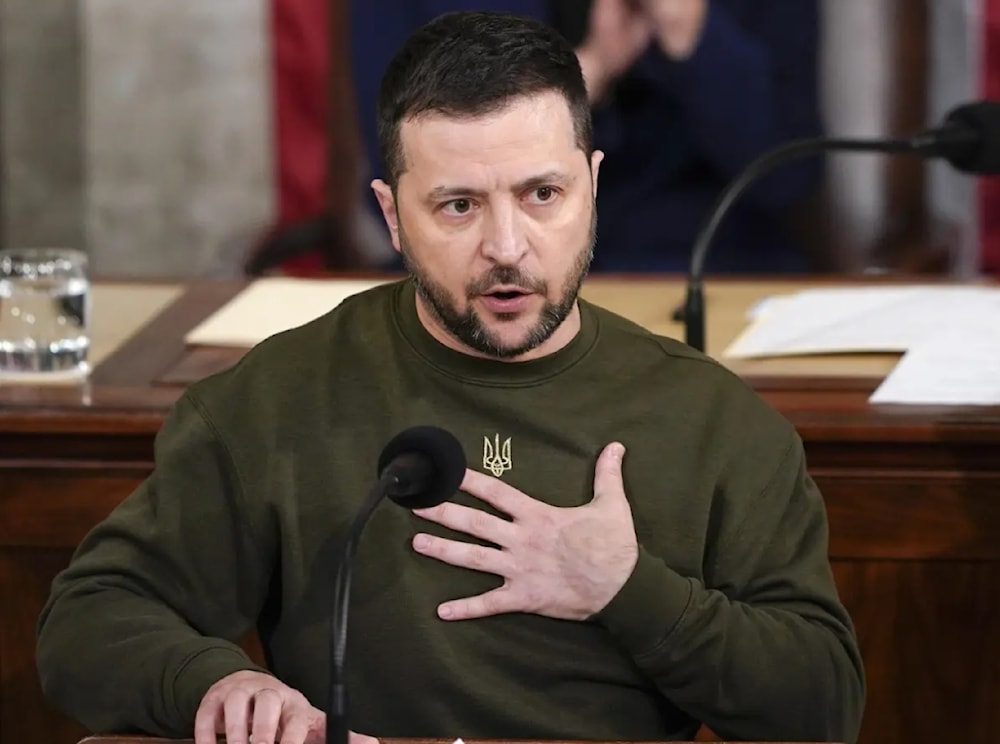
xmin=590 ymin=150 xmax=604 ymax=198
xmin=371 ymin=179 xmax=402 ymax=253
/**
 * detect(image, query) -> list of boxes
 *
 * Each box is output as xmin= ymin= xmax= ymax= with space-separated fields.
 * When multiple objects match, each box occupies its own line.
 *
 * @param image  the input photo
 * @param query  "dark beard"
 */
xmin=401 ymin=210 xmax=596 ymax=360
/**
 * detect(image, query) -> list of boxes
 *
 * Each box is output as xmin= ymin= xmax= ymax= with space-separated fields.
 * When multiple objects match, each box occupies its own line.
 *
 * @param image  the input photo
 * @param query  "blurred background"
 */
xmin=0 ymin=0 xmax=996 ymax=280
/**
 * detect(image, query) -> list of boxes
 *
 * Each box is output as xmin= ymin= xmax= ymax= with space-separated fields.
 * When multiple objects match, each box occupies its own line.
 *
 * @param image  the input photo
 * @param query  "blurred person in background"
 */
xmin=269 ymin=0 xmax=823 ymax=275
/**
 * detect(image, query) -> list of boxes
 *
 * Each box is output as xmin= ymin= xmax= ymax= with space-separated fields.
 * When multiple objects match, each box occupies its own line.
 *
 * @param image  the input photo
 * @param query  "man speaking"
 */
xmin=37 ymin=11 xmax=864 ymax=744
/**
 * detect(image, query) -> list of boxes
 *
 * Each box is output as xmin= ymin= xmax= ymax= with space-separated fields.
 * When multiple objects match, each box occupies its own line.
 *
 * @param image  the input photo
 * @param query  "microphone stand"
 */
xmin=328 ymin=471 xmax=396 ymax=744
xmin=325 ymin=425 xmax=464 ymax=744
xmin=674 ymin=129 xmax=976 ymax=353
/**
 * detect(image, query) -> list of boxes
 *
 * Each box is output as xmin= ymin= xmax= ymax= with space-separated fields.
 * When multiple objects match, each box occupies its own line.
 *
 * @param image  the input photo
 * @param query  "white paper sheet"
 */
xmin=745 ymin=294 xmax=795 ymax=321
xmin=869 ymin=328 xmax=1000 ymax=405
xmin=723 ymin=285 xmax=1000 ymax=358
xmin=184 ymin=277 xmax=390 ymax=347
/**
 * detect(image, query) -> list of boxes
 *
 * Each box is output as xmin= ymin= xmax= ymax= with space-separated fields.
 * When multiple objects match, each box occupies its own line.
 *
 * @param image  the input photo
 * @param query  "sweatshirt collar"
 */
xmin=392 ymin=279 xmax=599 ymax=387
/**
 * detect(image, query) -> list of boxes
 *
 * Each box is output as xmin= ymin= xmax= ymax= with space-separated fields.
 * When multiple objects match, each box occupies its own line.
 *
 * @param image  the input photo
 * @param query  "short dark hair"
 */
xmin=376 ymin=11 xmax=592 ymax=189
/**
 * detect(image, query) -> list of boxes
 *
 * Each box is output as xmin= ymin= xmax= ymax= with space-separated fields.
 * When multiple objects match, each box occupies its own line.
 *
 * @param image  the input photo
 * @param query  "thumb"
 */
xmin=592 ymin=441 xmax=627 ymax=504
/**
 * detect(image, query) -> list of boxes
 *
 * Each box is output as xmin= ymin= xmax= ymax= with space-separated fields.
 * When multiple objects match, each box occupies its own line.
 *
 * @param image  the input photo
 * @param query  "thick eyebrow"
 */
xmin=425 ymin=170 xmax=572 ymax=203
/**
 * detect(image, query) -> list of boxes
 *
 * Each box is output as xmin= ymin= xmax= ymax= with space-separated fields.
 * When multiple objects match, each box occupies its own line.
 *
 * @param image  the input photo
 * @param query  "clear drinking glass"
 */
xmin=0 ymin=248 xmax=91 ymax=380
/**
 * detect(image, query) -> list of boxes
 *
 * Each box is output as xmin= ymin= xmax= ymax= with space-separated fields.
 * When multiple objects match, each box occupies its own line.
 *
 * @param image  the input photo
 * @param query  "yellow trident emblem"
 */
xmin=483 ymin=434 xmax=512 ymax=477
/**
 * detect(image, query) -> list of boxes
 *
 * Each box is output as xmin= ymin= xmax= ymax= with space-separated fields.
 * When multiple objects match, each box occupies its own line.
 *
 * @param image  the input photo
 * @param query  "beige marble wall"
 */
xmin=819 ymin=0 xmax=896 ymax=267
xmin=82 ymin=0 xmax=275 ymax=278
xmin=1 ymin=0 xmax=274 ymax=278
xmin=0 ymin=0 xmax=85 ymax=253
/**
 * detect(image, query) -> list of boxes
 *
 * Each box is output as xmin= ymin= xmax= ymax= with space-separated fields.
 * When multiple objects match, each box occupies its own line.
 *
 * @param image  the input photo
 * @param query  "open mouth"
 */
xmin=479 ymin=287 xmax=533 ymax=313
xmin=483 ymin=285 xmax=532 ymax=299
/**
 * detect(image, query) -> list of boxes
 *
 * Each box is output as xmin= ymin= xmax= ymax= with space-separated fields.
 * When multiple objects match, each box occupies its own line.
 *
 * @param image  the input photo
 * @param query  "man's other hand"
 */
xmin=194 ymin=670 xmax=378 ymax=744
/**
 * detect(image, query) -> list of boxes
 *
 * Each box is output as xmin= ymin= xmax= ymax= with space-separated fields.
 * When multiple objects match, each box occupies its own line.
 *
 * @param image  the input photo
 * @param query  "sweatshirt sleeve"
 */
xmin=631 ymin=0 xmax=823 ymax=212
xmin=36 ymin=390 xmax=273 ymax=737
xmin=594 ymin=436 xmax=865 ymax=744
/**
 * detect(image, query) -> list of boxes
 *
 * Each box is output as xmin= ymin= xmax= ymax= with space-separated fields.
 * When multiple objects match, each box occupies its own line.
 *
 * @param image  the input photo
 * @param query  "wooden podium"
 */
xmin=78 ymin=738 xmax=831 ymax=744
xmin=77 ymin=738 xmax=833 ymax=744
xmin=2 ymin=276 xmax=999 ymax=744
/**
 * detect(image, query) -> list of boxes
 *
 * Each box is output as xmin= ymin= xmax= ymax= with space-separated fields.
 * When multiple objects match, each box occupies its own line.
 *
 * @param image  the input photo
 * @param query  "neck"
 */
xmin=413 ymin=293 xmax=582 ymax=363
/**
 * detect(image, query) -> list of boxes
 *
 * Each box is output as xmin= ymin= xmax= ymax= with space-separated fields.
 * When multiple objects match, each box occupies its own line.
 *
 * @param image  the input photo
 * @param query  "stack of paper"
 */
xmin=869 ymin=327 xmax=1000 ymax=405
xmin=722 ymin=284 xmax=1000 ymax=405
xmin=185 ymin=277 xmax=389 ymax=347
xmin=724 ymin=285 xmax=1000 ymax=359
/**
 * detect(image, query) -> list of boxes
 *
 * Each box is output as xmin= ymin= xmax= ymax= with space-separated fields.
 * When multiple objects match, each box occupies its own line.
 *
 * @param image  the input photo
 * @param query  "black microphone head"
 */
xmin=942 ymin=101 xmax=1000 ymax=173
xmin=376 ymin=426 xmax=466 ymax=509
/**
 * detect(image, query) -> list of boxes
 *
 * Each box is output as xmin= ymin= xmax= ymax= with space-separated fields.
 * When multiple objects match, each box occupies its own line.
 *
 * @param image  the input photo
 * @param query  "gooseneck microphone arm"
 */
xmin=328 ymin=471 xmax=396 ymax=744
xmin=676 ymin=106 xmax=987 ymax=353
xmin=679 ymin=136 xmax=917 ymax=352
xmin=326 ymin=426 xmax=467 ymax=744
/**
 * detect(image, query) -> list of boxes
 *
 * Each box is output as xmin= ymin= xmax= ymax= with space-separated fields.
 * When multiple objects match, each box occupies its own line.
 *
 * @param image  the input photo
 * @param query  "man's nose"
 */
xmin=480 ymin=202 xmax=528 ymax=264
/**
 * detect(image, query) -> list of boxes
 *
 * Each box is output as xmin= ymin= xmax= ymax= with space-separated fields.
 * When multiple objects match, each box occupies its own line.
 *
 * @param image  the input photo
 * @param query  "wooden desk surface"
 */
xmin=2 ymin=275 xmax=999 ymax=438
xmin=581 ymin=278 xmax=904 ymax=381
xmin=88 ymin=283 xmax=185 ymax=368
xmin=90 ymin=276 xmax=904 ymax=381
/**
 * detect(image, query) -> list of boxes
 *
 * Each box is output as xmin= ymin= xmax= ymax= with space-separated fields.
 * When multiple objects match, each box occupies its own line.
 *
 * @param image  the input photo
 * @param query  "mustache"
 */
xmin=466 ymin=266 xmax=547 ymax=296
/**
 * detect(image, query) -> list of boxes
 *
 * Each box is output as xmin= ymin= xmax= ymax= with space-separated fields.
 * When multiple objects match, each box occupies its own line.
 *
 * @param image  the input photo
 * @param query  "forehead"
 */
xmin=397 ymin=92 xmax=584 ymax=187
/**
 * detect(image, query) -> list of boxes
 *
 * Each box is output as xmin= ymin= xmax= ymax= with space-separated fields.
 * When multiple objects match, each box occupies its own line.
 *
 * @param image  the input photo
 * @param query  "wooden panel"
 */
xmin=156 ymin=346 xmax=250 ymax=386
xmin=0 ymin=551 xmax=89 ymax=744
xmin=832 ymin=560 xmax=1000 ymax=744
xmin=0 ymin=469 xmax=147 ymax=548
xmin=817 ymin=472 xmax=1000 ymax=560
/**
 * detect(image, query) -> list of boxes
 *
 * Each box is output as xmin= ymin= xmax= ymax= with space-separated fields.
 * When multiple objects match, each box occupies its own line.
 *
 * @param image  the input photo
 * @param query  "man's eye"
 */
xmin=443 ymin=199 xmax=473 ymax=215
xmin=528 ymin=186 xmax=558 ymax=204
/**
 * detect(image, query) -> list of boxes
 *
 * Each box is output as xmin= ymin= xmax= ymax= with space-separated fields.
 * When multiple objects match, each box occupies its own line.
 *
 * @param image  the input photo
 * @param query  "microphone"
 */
xmin=327 ymin=426 xmax=467 ymax=744
xmin=675 ymin=99 xmax=1000 ymax=352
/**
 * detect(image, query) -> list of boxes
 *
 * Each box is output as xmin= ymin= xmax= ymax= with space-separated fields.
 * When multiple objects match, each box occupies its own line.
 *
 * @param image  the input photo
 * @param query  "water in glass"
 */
xmin=0 ymin=249 xmax=90 ymax=379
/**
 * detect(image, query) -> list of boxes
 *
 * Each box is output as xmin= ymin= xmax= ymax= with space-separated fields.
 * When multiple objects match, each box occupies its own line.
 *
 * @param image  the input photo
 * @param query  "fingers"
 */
xmin=195 ymin=672 xmax=320 ymax=744
xmin=276 ymin=705 xmax=316 ymax=744
xmin=194 ymin=693 xmax=225 ymax=744
xmin=412 ymin=533 xmax=510 ymax=576
xmin=459 ymin=469 xmax=533 ymax=517
xmin=412 ymin=501 xmax=516 ymax=546
xmin=250 ymin=688 xmax=283 ymax=744
xmin=592 ymin=442 xmax=626 ymax=503
xmin=438 ymin=586 xmax=522 ymax=620
xmin=223 ymin=688 xmax=255 ymax=744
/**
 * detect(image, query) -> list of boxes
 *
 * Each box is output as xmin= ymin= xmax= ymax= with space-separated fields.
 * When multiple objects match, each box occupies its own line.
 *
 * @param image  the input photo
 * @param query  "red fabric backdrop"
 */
xmin=270 ymin=0 xmax=327 ymax=274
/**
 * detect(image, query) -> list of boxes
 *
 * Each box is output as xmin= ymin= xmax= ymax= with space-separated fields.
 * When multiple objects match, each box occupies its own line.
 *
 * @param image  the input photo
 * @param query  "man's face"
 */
xmin=372 ymin=91 xmax=602 ymax=360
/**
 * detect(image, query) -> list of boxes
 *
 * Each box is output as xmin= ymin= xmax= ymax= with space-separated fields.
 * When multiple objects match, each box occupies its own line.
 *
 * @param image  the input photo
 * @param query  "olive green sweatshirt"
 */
xmin=37 ymin=279 xmax=864 ymax=743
